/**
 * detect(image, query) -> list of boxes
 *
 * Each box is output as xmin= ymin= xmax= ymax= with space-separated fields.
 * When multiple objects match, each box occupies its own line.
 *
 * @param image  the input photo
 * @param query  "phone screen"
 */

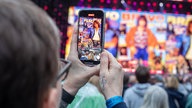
xmin=78 ymin=10 xmax=104 ymax=65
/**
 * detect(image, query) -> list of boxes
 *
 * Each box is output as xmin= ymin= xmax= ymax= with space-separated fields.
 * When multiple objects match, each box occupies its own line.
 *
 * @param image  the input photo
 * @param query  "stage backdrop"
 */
xmin=66 ymin=6 xmax=192 ymax=74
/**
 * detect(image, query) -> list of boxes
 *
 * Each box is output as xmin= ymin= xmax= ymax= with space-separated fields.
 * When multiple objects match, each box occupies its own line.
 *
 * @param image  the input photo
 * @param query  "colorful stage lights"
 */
xmin=140 ymin=1 xmax=144 ymax=6
xmin=179 ymin=4 xmax=183 ymax=8
xmin=152 ymin=2 xmax=157 ymax=7
xmin=100 ymin=0 xmax=104 ymax=3
xmin=166 ymin=3 xmax=171 ymax=8
xmin=172 ymin=4 xmax=176 ymax=9
xmin=159 ymin=2 xmax=163 ymax=7
xmin=147 ymin=2 xmax=151 ymax=7
xmin=75 ymin=0 xmax=191 ymax=15
xmin=43 ymin=5 xmax=48 ymax=11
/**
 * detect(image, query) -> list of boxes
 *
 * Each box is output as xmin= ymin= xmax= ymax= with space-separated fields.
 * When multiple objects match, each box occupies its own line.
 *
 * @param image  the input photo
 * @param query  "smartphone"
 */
xmin=77 ymin=10 xmax=105 ymax=66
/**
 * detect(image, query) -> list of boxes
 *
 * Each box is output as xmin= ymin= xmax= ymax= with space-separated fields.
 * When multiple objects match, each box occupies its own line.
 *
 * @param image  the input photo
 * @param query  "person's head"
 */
xmin=142 ymin=86 xmax=169 ymax=108
xmin=0 ymin=0 xmax=62 ymax=108
xmin=120 ymin=47 xmax=127 ymax=55
xmin=165 ymin=75 xmax=179 ymax=89
xmin=137 ymin=15 xmax=147 ymax=28
xmin=85 ymin=50 xmax=90 ymax=55
xmin=135 ymin=66 xmax=150 ymax=83
xmin=154 ymin=75 xmax=163 ymax=83
xmin=85 ymin=34 xmax=89 ymax=39
xmin=187 ymin=20 xmax=192 ymax=35
xmin=123 ymin=73 xmax=129 ymax=86
xmin=129 ymin=75 xmax=137 ymax=84
xmin=93 ymin=20 xmax=100 ymax=29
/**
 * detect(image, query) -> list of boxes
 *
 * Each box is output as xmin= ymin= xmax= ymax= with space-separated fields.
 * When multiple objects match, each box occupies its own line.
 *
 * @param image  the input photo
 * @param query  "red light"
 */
xmin=113 ymin=0 xmax=117 ymax=4
xmin=100 ymin=0 xmax=104 ymax=3
xmin=127 ymin=1 xmax=131 ymax=5
xmin=43 ymin=5 xmax=48 ymax=11
xmin=87 ymin=4 xmax=91 ymax=7
xmin=178 ymin=4 xmax=183 ymax=8
xmin=187 ymin=12 xmax=191 ymax=15
xmin=163 ymin=10 xmax=166 ymax=13
xmin=87 ymin=0 xmax=91 ymax=2
xmin=137 ymin=8 xmax=142 ymax=11
xmin=99 ymin=6 xmax=104 ymax=8
xmin=58 ymin=12 xmax=62 ymax=16
xmin=112 ymin=6 xmax=116 ymax=10
xmin=54 ymin=8 xmax=57 ymax=12
xmin=140 ymin=1 xmax=144 ymax=6
xmin=150 ymin=9 xmax=154 ymax=12
xmin=175 ymin=11 xmax=179 ymax=14
xmin=59 ymin=4 xmax=63 ymax=8
xmin=166 ymin=3 xmax=170 ymax=8
xmin=152 ymin=2 xmax=157 ymax=7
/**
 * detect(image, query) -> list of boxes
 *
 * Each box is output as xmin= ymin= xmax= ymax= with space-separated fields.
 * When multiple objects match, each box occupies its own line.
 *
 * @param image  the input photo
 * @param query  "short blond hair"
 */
xmin=165 ymin=75 xmax=179 ymax=89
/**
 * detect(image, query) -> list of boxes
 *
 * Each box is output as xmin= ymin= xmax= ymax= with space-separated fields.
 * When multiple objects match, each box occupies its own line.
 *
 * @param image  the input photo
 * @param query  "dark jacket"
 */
xmin=113 ymin=102 xmax=127 ymax=108
xmin=165 ymin=88 xmax=185 ymax=108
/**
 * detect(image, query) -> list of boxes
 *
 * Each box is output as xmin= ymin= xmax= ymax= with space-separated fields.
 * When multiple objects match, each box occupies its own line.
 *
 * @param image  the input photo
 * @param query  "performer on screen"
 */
xmin=181 ymin=20 xmax=192 ymax=70
xmin=126 ymin=15 xmax=157 ymax=64
xmin=104 ymin=20 xmax=118 ymax=57
xmin=90 ymin=20 xmax=101 ymax=47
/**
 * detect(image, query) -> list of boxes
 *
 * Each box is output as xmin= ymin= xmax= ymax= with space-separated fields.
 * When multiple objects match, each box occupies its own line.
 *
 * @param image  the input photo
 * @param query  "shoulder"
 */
xmin=124 ymin=87 xmax=134 ymax=95
xmin=126 ymin=27 xmax=137 ymax=36
xmin=146 ymin=28 xmax=153 ymax=34
xmin=130 ymin=27 xmax=137 ymax=31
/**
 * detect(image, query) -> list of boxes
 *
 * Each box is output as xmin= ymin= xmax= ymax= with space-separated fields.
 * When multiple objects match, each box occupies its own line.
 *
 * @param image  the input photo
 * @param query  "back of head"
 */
xmin=165 ymin=75 xmax=179 ymax=89
xmin=123 ymin=72 xmax=129 ymax=85
xmin=142 ymin=86 xmax=169 ymax=108
xmin=0 ymin=0 xmax=59 ymax=108
xmin=154 ymin=75 xmax=163 ymax=83
xmin=135 ymin=66 xmax=150 ymax=83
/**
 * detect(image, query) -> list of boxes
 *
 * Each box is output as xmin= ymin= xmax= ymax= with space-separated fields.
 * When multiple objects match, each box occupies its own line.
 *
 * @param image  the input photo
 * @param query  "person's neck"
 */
xmin=137 ymin=26 xmax=145 ymax=31
xmin=95 ymin=28 xmax=99 ymax=31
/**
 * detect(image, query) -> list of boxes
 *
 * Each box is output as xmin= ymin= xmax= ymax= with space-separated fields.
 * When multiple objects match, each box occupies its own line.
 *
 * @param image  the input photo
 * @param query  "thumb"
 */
xmin=69 ymin=23 xmax=78 ymax=57
xmin=100 ymin=51 xmax=109 ymax=76
xmin=87 ymin=64 xmax=100 ymax=77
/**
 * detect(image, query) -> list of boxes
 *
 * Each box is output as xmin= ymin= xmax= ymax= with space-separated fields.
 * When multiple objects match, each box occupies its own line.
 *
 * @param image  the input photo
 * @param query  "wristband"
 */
xmin=62 ymin=89 xmax=75 ymax=104
xmin=106 ymin=96 xmax=123 ymax=108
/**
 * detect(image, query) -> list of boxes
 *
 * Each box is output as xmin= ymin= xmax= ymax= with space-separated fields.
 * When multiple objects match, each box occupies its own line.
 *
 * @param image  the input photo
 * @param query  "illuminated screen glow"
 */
xmin=66 ymin=6 xmax=192 ymax=74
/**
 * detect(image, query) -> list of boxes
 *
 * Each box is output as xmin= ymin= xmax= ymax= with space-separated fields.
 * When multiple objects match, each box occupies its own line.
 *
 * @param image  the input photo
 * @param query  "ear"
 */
xmin=42 ymin=88 xmax=61 ymax=108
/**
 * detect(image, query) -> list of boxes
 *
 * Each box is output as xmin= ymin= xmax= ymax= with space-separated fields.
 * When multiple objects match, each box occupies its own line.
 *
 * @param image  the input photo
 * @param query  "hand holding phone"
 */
xmin=77 ymin=10 xmax=105 ymax=66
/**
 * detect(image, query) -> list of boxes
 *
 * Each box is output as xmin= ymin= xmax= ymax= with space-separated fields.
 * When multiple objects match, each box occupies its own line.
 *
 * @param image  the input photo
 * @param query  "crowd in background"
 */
xmin=123 ymin=67 xmax=192 ymax=108
xmin=68 ymin=66 xmax=192 ymax=108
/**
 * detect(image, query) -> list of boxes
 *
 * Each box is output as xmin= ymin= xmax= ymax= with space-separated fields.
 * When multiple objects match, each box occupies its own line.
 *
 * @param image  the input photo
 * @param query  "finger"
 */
xmin=105 ymin=51 xmax=118 ymax=65
xmin=69 ymin=23 xmax=78 ymax=57
xmin=106 ymin=51 xmax=122 ymax=72
xmin=88 ymin=64 xmax=100 ymax=76
xmin=100 ymin=51 xmax=109 ymax=76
